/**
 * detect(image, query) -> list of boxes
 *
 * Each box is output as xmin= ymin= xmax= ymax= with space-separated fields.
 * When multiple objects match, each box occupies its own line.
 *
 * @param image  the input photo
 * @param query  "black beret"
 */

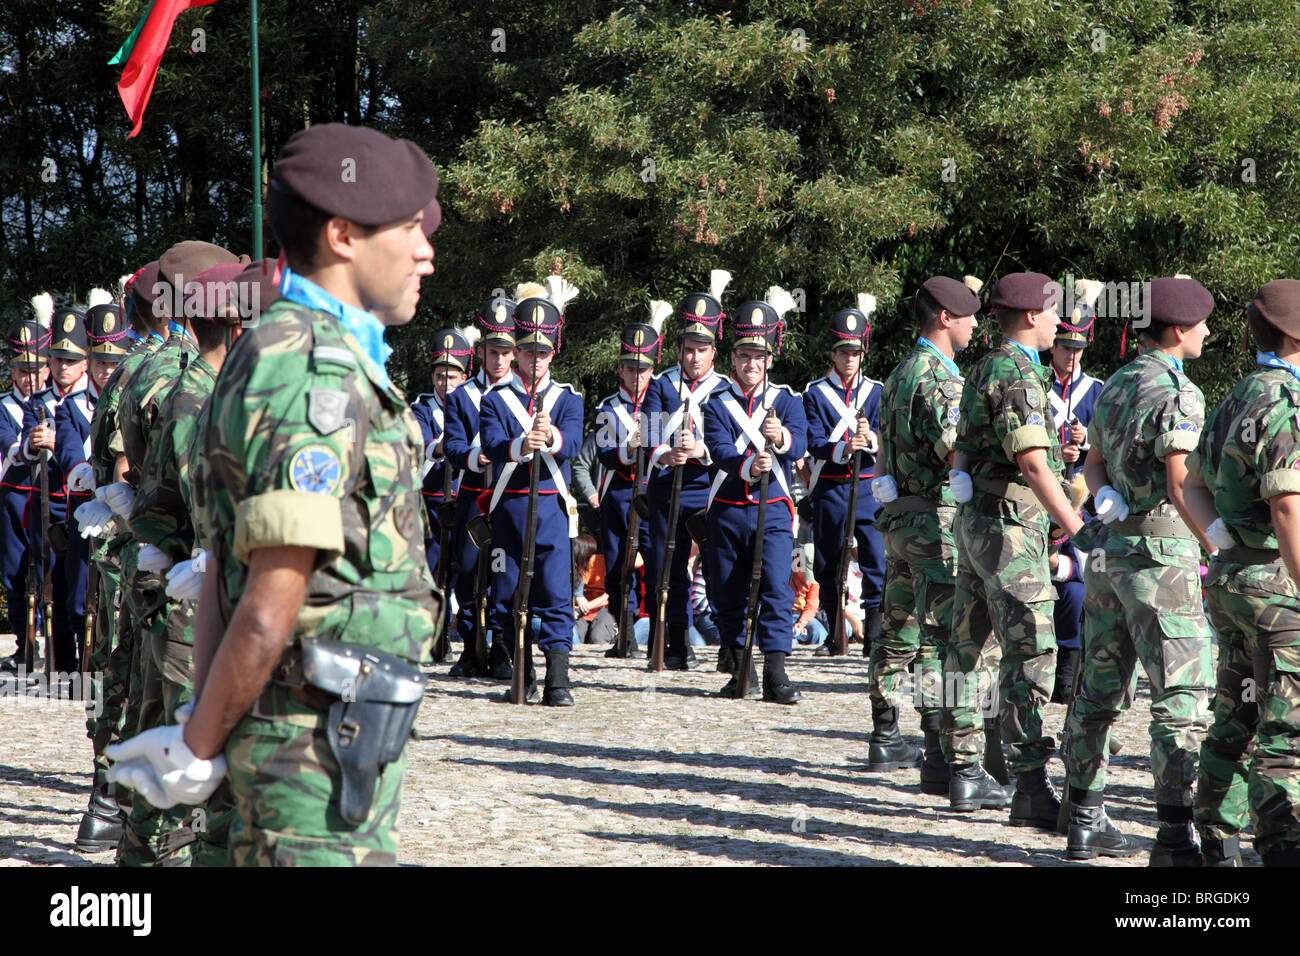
xmin=1251 ymin=279 xmax=1300 ymax=338
xmin=1145 ymin=277 xmax=1213 ymax=327
xmin=989 ymin=272 xmax=1063 ymax=313
xmin=159 ymin=241 xmax=241 ymax=299
xmin=271 ymin=123 xmax=441 ymax=231
xmin=920 ymin=276 xmax=981 ymax=317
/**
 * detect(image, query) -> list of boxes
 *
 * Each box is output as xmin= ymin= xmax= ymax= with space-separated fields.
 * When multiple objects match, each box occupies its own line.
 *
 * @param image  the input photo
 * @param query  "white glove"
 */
xmin=871 ymin=475 xmax=899 ymax=503
xmin=67 ymin=461 xmax=96 ymax=493
xmin=173 ymin=701 xmax=195 ymax=725
xmin=75 ymin=499 xmax=116 ymax=539
xmin=105 ymin=724 xmax=227 ymax=809
xmin=1093 ymin=485 xmax=1130 ymax=525
xmin=949 ymin=469 xmax=973 ymax=503
xmin=165 ymin=551 xmax=207 ymax=603
xmin=1077 ymin=550 xmax=1089 ymax=576
xmin=137 ymin=543 xmax=171 ymax=573
xmin=1205 ymin=518 xmax=1235 ymax=552
xmin=102 ymin=481 xmax=136 ymax=518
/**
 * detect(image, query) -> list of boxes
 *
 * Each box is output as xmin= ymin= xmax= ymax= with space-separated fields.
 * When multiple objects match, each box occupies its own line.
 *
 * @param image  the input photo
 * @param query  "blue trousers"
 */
xmin=422 ymin=496 xmax=443 ymax=582
xmin=705 ymin=501 xmax=795 ymax=655
xmin=599 ymin=483 xmax=641 ymax=621
xmin=489 ymin=493 xmax=574 ymax=653
xmin=811 ymin=480 xmax=884 ymax=634
xmin=643 ymin=476 xmax=704 ymax=632
xmin=449 ymin=492 xmax=496 ymax=648
xmin=1054 ymin=578 xmax=1084 ymax=650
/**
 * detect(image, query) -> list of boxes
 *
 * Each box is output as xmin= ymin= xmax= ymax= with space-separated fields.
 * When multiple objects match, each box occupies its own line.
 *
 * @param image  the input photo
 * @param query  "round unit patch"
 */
xmin=947 ymin=406 xmax=961 ymax=425
xmin=394 ymin=505 xmax=420 ymax=538
xmin=289 ymin=444 xmax=343 ymax=495
xmin=1172 ymin=419 xmax=1199 ymax=434
xmin=1026 ymin=412 xmax=1044 ymax=426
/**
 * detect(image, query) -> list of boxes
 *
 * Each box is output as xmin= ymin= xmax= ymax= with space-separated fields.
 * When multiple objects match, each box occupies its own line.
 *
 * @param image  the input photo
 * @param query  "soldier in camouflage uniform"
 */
xmin=1063 ymin=276 xmax=1216 ymax=863
xmin=944 ymin=272 xmax=1082 ymax=825
xmin=1187 ymin=279 xmax=1300 ymax=867
xmin=870 ymin=276 xmax=983 ymax=794
xmin=108 ymin=123 xmax=442 ymax=866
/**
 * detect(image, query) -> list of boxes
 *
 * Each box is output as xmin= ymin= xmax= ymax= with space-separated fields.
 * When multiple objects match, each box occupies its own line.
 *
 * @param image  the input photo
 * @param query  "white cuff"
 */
xmin=695 ymin=442 xmax=712 ymax=466
xmin=546 ymin=428 xmax=562 ymax=455
xmin=773 ymin=427 xmax=792 ymax=455
xmin=1053 ymin=554 xmax=1073 ymax=582
xmin=21 ymin=436 xmax=39 ymax=462
xmin=510 ymin=435 xmax=531 ymax=463
xmin=864 ymin=433 xmax=879 ymax=455
xmin=424 ymin=440 xmax=439 ymax=462
xmin=741 ymin=454 xmax=758 ymax=483
xmin=832 ymin=441 xmax=850 ymax=465
xmin=618 ymin=439 xmax=635 ymax=467
xmin=649 ymin=444 xmax=671 ymax=471
xmin=466 ymin=440 xmax=484 ymax=473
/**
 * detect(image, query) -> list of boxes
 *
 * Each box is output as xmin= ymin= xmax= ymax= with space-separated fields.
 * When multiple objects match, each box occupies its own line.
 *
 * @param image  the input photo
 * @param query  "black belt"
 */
xmin=1216 ymin=545 xmax=1282 ymax=565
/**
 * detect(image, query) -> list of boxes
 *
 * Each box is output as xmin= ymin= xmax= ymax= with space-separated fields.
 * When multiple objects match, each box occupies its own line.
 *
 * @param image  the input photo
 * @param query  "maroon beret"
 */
xmin=271 ymin=123 xmax=441 ymax=231
xmin=989 ymin=272 xmax=1063 ymax=313
xmin=1144 ymin=277 xmax=1213 ymax=327
xmin=1251 ymin=279 xmax=1300 ymax=338
xmin=233 ymin=258 xmax=281 ymax=325
xmin=185 ymin=262 xmax=247 ymax=322
xmin=125 ymin=260 xmax=162 ymax=313
xmin=159 ymin=241 xmax=241 ymax=299
xmin=920 ymin=276 xmax=981 ymax=317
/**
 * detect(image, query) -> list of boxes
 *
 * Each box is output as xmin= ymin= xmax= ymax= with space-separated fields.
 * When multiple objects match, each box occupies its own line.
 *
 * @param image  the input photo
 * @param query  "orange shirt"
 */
xmin=791 ymin=571 xmax=819 ymax=627
xmin=581 ymin=555 xmax=607 ymax=622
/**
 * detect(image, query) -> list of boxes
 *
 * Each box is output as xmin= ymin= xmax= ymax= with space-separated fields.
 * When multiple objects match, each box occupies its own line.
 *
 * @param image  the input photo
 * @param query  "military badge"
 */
xmin=948 ymin=406 xmax=960 ymax=425
xmin=1026 ymin=412 xmax=1044 ymax=426
xmin=289 ymin=445 xmax=343 ymax=495
xmin=1025 ymin=390 xmax=1040 ymax=409
xmin=1172 ymin=419 xmax=1198 ymax=433
xmin=394 ymin=505 xmax=420 ymax=538
xmin=308 ymin=387 xmax=350 ymax=436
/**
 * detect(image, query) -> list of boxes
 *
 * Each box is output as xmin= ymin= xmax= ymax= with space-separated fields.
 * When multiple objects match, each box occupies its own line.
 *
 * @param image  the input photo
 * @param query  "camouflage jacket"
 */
xmin=1189 ymin=365 xmax=1300 ymax=550
xmin=118 ymin=330 xmax=198 ymax=487
xmin=201 ymin=298 xmax=438 ymax=666
xmin=954 ymin=340 xmax=1064 ymax=490
xmin=877 ymin=340 xmax=962 ymax=533
xmin=129 ymin=354 xmax=218 ymax=565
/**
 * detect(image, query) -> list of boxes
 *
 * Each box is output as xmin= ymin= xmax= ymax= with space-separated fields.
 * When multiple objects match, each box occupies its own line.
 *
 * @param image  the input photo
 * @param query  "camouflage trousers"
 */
xmin=1066 ymin=540 xmax=1212 ymax=806
xmin=84 ymin=559 xmax=121 ymax=774
xmin=225 ymin=684 xmax=406 ymax=866
xmin=870 ymin=510 xmax=954 ymax=722
xmin=1196 ymin=558 xmax=1300 ymax=855
xmin=944 ymin=503 xmax=1057 ymax=772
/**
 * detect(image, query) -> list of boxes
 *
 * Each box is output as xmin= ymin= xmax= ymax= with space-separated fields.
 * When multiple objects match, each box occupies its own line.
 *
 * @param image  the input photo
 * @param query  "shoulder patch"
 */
xmin=308 ymin=387 xmax=350 ymax=436
xmin=311 ymin=345 xmax=357 ymax=370
xmin=1025 ymin=389 xmax=1040 ymax=409
xmin=1026 ymin=412 xmax=1044 ymax=427
xmin=938 ymin=381 xmax=959 ymax=400
xmin=947 ymin=406 xmax=961 ymax=425
xmin=1172 ymin=419 xmax=1199 ymax=434
xmin=288 ymin=444 xmax=343 ymax=495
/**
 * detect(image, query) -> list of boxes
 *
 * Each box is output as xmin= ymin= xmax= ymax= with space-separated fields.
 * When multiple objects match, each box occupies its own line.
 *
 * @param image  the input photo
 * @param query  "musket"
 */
xmin=835 ymin=443 xmax=863 ymax=656
xmin=82 ymin=558 xmax=99 ymax=683
xmin=473 ymin=462 xmax=494 ymax=672
xmin=510 ymin=375 xmax=544 ymax=705
xmin=430 ymin=455 xmax=454 ymax=662
xmin=615 ymin=387 xmax=647 ymax=660
xmin=737 ymin=380 xmax=775 ymax=700
xmin=649 ymin=387 xmax=690 ymax=672
xmin=37 ymin=396 xmax=52 ymax=682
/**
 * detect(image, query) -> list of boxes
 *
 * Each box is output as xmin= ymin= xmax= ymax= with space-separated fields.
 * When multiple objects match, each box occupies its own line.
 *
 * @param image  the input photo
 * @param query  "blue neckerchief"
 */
xmin=279 ymin=266 xmax=392 ymax=389
xmin=917 ymin=337 xmax=960 ymax=377
xmin=126 ymin=329 xmax=142 ymax=343
xmin=1147 ymin=349 xmax=1184 ymax=374
xmin=148 ymin=329 xmax=166 ymax=344
xmin=1005 ymin=337 xmax=1042 ymax=366
xmin=1256 ymin=350 xmax=1300 ymax=384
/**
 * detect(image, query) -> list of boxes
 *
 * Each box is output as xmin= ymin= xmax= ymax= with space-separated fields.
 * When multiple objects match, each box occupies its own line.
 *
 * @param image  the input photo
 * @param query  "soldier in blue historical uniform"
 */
xmin=54 ymin=296 xmax=127 ymax=670
xmin=640 ymin=271 xmax=730 ymax=670
xmin=411 ymin=325 xmax=476 ymax=577
xmin=0 ymin=316 xmax=49 ymax=669
xmin=23 ymin=298 xmax=90 ymax=672
xmin=1046 ymin=279 xmax=1105 ymax=704
xmin=480 ymin=277 xmax=585 ymax=704
xmin=802 ymin=294 xmax=886 ymax=660
xmin=443 ymin=294 xmax=518 ymax=679
xmin=593 ymin=301 xmax=668 ymax=649
xmin=702 ymin=287 xmax=808 ymax=703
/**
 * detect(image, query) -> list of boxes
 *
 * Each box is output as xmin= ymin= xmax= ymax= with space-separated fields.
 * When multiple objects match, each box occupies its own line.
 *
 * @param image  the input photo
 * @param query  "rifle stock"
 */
xmin=616 ymin=444 xmax=644 ymax=659
xmin=37 ymin=401 xmax=53 ymax=681
xmin=650 ymin=392 xmax=690 ymax=672
xmin=430 ymin=458 xmax=454 ymax=662
xmin=835 ymin=447 xmax=863 ymax=655
xmin=510 ymin=385 xmax=544 ymax=705
xmin=738 ymin=404 xmax=776 ymax=699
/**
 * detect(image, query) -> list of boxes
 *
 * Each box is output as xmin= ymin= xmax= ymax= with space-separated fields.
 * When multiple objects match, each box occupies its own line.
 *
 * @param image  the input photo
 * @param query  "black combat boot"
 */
xmin=1051 ymin=645 xmax=1079 ymax=704
xmin=1065 ymin=788 xmax=1139 ymax=860
xmin=982 ymin=719 xmax=1011 ymax=786
xmin=867 ymin=704 xmax=923 ymax=770
xmin=949 ymin=763 xmax=1013 ymax=812
xmin=448 ymin=640 xmax=482 ymax=679
xmin=1201 ymin=834 xmax=1242 ymax=867
xmin=664 ymin=627 xmax=698 ymax=671
xmin=919 ymin=711 xmax=949 ymax=795
xmin=542 ymin=651 xmax=574 ymax=707
xmin=761 ymin=651 xmax=801 ymax=705
xmin=1149 ymin=805 xmax=1201 ymax=866
xmin=75 ymin=769 xmax=124 ymax=853
xmin=718 ymin=648 xmax=759 ymax=699
xmin=716 ymin=642 xmax=737 ymax=674
xmin=488 ymin=640 xmax=514 ymax=682
xmin=1009 ymin=766 xmax=1062 ymax=830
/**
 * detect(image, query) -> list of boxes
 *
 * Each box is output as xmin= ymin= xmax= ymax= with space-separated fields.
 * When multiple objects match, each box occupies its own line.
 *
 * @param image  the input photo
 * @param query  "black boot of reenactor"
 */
xmin=761 ymin=651 xmax=801 ymax=705
xmin=488 ymin=639 xmax=514 ymax=682
xmin=718 ymin=648 xmax=759 ymax=698
xmin=497 ymin=642 xmax=538 ymax=703
xmin=449 ymin=641 xmax=484 ymax=679
xmin=1149 ymin=806 xmax=1202 ymax=866
xmin=1050 ymin=646 xmax=1079 ymax=705
xmin=1201 ymin=834 xmax=1242 ymax=867
xmin=75 ymin=768 xmax=124 ymax=853
xmin=716 ymin=642 xmax=738 ymax=674
xmin=1065 ymin=789 xmax=1140 ymax=860
xmin=1009 ymin=766 xmax=1061 ymax=830
xmin=542 ymin=651 xmax=574 ymax=707
xmin=664 ymin=627 xmax=698 ymax=671
xmin=867 ymin=705 xmax=923 ymax=770
xmin=918 ymin=712 xmax=949 ymax=795
xmin=949 ymin=763 xmax=1013 ymax=812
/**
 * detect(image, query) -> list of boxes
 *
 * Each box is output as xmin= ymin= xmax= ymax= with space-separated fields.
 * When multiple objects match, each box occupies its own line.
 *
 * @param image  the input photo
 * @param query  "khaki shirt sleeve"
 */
xmin=998 ymin=374 xmax=1053 ymax=458
xmin=1152 ymin=381 xmax=1205 ymax=460
xmin=1258 ymin=402 xmax=1300 ymax=500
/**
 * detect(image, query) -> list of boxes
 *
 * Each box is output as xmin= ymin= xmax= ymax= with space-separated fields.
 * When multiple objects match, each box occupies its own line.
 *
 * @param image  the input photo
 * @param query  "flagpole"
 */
xmin=250 ymin=0 xmax=263 ymax=259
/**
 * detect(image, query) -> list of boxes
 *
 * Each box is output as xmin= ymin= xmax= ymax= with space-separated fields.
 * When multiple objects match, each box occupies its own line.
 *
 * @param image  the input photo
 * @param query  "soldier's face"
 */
xmin=950 ymin=312 xmax=978 ymax=351
xmin=1032 ymin=307 xmax=1061 ymax=350
xmin=731 ymin=348 xmax=770 ymax=389
xmin=432 ymin=364 xmax=466 ymax=401
xmin=89 ymin=359 xmax=116 ymax=391
xmin=516 ymin=347 xmax=553 ymax=384
xmin=618 ymin=361 xmax=651 ymax=396
xmin=352 ymin=213 xmax=434 ymax=325
xmin=483 ymin=343 xmax=515 ymax=381
xmin=830 ymin=347 xmax=862 ymax=381
xmin=1179 ymin=319 xmax=1210 ymax=359
xmin=49 ymin=356 xmax=86 ymax=390
xmin=679 ymin=339 xmax=715 ymax=380
xmin=1051 ymin=343 xmax=1082 ymax=376
xmin=9 ymin=363 xmax=45 ymax=395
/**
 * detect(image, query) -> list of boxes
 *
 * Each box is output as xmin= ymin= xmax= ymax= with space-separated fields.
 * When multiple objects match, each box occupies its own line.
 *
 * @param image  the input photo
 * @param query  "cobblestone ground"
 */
xmin=0 ymin=636 xmax=1262 ymax=867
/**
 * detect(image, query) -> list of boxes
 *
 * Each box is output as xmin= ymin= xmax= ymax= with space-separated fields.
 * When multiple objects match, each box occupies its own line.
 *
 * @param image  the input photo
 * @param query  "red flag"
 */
xmin=116 ymin=0 xmax=221 ymax=138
